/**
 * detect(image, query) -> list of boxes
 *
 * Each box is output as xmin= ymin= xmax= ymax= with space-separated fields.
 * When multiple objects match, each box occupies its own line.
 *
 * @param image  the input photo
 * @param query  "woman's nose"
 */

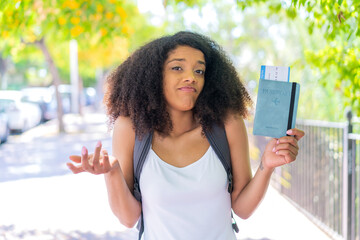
xmin=183 ymin=71 xmax=196 ymax=83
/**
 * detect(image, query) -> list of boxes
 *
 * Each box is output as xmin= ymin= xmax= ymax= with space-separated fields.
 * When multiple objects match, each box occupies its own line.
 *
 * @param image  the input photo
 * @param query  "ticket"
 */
xmin=260 ymin=65 xmax=290 ymax=82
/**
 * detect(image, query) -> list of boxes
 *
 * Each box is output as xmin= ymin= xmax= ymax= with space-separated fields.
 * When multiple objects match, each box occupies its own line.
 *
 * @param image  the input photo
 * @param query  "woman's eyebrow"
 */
xmin=166 ymin=58 xmax=206 ymax=65
xmin=198 ymin=60 xmax=206 ymax=65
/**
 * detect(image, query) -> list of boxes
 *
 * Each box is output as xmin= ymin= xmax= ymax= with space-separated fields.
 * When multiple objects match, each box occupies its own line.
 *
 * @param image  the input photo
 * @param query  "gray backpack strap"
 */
xmin=205 ymin=123 xmax=239 ymax=233
xmin=133 ymin=131 xmax=153 ymax=200
xmin=133 ymin=131 xmax=153 ymax=240
xmin=204 ymin=123 xmax=233 ymax=193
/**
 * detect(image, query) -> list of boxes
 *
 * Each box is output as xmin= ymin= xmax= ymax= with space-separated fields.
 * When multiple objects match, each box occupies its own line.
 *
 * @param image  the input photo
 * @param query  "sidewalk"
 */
xmin=0 ymin=173 xmax=332 ymax=240
xmin=235 ymin=185 xmax=333 ymax=240
xmin=0 ymin=112 xmax=333 ymax=240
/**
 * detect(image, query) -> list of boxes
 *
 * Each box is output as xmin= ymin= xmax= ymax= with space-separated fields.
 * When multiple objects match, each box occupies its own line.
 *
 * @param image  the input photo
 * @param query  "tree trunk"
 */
xmin=0 ymin=55 xmax=7 ymax=89
xmin=35 ymin=38 xmax=65 ymax=133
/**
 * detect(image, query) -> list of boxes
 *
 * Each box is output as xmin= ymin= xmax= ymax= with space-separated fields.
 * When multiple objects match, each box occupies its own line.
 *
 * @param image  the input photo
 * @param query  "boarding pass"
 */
xmin=260 ymin=65 xmax=290 ymax=82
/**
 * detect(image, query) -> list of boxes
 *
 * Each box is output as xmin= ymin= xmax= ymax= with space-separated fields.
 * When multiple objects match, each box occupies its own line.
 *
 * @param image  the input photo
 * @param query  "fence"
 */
xmin=267 ymin=111 xmax=360 ymax=240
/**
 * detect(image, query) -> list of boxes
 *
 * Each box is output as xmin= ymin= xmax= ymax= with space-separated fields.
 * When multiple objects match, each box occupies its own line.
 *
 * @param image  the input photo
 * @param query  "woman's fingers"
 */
xmin=66 ymin=162 xmax=85 ymax=174
xmin=81 ymin=146 xmax=93 ymax=173
xmin=274 ymin=149 xmax=296 ymax=164
xmin=265 ymin=147 xmax=296 ymax=169
xmin=93 ymin=141 xmax=102 ymax=169
xmin=274 ymin=137 xmax=298 ymax=156
xmin=102 ymin=149 xmax=111 ymax=171
xmin=69 ymin=155 xmax=81 ymax=163
xmin=280 ymin=135 xmax=299 ymax=146
xmin=268 ymin=128 xmax=305 ymax=167
xmin=67 ymin=143 xmax=115 ymax=175
xmin=286 ymin=128 xmax=305 ymax=141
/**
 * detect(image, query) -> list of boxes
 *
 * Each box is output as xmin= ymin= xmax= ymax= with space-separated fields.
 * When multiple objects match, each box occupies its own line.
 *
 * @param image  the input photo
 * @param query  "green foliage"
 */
xmin=1 ymin=0 xmax=133 ymax=43
xmin=288 ymin=0 xmax=360 ymax=116
xmin=292 ymin=0 xmax=360 ymax=116
xmin=226 ymin=0 xmax=360 ymax=118
xmin=0 ymin=0 xmax=160 ymax=87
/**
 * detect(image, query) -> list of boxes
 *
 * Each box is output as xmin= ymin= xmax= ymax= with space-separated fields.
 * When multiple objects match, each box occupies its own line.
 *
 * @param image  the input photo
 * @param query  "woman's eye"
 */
xmin=172 ymin=66 xmax=182 ymax=71
xmin=195 ymin=69 xmax=205 ymax=75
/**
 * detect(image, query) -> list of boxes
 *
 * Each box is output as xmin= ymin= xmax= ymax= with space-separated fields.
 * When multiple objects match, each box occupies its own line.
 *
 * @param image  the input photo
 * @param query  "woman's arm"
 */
xmin=104 ymin=116 xmax=141 ymax=227
xmin=225 ymin=114 xmax=304 ymax=219
xmin=67 ymin=116 xmax=141 ymax=227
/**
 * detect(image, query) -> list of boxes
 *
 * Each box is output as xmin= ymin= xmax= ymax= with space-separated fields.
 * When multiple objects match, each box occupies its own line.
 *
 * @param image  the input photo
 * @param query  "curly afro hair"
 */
xmin=104 ymin=31 xmax=252 ymax=137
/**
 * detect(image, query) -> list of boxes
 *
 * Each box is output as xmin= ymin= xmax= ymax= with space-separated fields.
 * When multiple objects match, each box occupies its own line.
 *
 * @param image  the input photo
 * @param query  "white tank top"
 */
xmin=139 ymin=146 xmax=236 ymax=240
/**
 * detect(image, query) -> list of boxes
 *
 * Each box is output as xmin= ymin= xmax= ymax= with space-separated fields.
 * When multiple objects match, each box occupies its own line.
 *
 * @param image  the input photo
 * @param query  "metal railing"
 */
xmin=347 ymin=132 xmax=360 ymax=240
xmin=267 ymin=111 xmax=360 ymax=240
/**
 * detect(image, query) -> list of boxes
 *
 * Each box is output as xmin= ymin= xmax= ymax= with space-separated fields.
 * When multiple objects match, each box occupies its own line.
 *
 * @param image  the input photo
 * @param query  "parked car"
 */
xmin=0 ymin=90 xmax=42 ymax=132
xmin=0 ymin=105 xmax=10 ymax=143
xmin=45 ymin=84 xmax=97 ymax=114
xmin=83 ymin=87 xmax=97 ymax=106
xmin=21 ymin=87 xmax=57 ymax=122
xmin=48 ymin=84 xmax=72 ymax=114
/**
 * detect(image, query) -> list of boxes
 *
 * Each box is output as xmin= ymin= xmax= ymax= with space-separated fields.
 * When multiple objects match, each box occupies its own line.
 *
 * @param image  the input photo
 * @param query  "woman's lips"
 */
xmin=178 ymin=86 xmax=196 ymax=92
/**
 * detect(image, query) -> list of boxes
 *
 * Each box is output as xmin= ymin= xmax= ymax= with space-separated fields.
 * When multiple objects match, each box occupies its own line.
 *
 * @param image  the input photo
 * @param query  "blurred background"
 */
xmin=0 ymin=0 xmax=359 ymax=239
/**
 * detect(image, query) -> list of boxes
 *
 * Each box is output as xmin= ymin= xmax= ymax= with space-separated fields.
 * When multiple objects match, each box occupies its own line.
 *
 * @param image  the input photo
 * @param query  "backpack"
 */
xmin=133 ymin=123 xmax=239 ymax=240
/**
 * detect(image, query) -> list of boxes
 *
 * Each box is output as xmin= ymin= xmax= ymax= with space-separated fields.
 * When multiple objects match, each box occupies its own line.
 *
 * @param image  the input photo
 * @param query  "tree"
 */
xmin=233 ymin=0 xmax=360 ymax=115
xmin=0 ymin=0 xmax=158 ymax=132
xmin=292 ymin=0 xmax=360 ymax=116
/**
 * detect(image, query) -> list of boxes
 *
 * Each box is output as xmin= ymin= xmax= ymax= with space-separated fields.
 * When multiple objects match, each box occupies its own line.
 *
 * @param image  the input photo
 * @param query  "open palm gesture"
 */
xmin=67 ymin=141 xmax=118 ymax=175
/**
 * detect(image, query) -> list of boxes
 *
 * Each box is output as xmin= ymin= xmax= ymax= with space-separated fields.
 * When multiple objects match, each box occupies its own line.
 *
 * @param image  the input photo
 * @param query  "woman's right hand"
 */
xmin=67 ymin=141 xmax=119 ymax=175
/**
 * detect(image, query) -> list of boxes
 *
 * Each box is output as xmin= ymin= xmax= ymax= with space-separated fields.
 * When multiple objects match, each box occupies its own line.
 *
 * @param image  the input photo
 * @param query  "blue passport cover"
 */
xmin=253 ymin=79 xmax=300 ymax=138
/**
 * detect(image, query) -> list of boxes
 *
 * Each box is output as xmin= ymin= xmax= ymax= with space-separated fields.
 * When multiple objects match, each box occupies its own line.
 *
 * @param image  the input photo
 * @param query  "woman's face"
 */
xmin=162 ymin=45 xmax=205 ymax=113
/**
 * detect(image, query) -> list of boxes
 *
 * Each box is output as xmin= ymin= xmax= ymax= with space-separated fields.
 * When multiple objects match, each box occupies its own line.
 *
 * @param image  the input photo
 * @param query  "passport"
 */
xmin=253 ymin=79 xmax=300 ymax=138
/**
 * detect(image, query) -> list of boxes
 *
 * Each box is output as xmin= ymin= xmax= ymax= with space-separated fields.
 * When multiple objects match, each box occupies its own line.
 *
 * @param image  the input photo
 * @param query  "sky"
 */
xmin=137 ymin=0 xmax=165 ymax=25
xmin=137 ymin=0 xmax=165 ymax=15
xmin=136 ymin=0 xmax=223 ymax=31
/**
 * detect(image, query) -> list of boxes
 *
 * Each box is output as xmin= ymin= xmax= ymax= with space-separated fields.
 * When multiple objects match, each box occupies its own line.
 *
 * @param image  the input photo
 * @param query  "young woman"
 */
xmin=67 ymin=31 xmax=304 ymax=240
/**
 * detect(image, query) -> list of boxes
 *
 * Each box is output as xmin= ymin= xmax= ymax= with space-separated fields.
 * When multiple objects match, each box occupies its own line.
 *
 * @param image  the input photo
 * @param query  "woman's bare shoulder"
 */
xmin=113 ymin=116 xmax=135 ymax=133
xmin=112 ymin=116 xmax=135 ymax=162
xmin=224 ymin=112 xmax=245 ymax=129
xmin=223 ymin=112 xmax=249 ymax=148
xmin=112 ymin=116 xmax=136 ymax=189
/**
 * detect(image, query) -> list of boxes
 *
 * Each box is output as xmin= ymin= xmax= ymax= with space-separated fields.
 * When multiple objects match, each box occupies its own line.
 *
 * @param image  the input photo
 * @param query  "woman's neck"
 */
xmin=168 ymin=110 xmax=200 ymax=137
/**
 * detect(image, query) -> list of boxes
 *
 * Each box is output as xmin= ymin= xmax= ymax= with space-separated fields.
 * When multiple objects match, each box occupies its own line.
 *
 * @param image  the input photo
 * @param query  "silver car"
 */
xmin=0 ymin=105 xmax=10 ymax=143
xmin=0 ymin=90 xmax=42 ymax=132
xmin=21 ymin=87 xmax=57 ymax=122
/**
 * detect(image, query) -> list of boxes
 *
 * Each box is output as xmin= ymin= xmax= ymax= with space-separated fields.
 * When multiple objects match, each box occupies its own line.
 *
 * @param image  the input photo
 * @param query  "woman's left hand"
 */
xmin=261 ymin=128 xmax=305 ymax=171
